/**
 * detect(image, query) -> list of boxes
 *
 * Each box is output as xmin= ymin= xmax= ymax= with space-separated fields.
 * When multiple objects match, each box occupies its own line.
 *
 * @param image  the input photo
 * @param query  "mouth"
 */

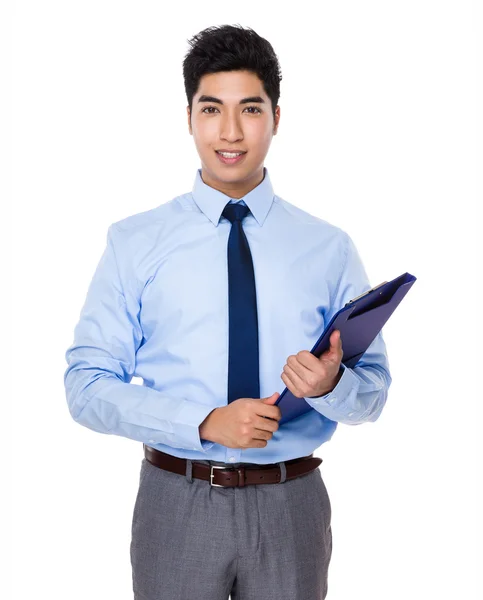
xmin=215 ymin=150 xmax=247 ymax=165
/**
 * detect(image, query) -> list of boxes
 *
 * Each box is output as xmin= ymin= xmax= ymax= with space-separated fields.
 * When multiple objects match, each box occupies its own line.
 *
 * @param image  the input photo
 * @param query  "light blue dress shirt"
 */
xmin=64 ymin=167 xmax=392 ymax=465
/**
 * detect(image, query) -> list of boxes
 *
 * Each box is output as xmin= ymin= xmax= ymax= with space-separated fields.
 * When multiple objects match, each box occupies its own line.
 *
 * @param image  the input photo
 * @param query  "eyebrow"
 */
xmin=197 ymin=95 xmax=266 ymax=105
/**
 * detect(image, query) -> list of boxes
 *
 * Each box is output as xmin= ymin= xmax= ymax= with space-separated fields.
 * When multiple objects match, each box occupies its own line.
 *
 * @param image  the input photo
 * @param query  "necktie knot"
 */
xmin=222 ymin=202 xmax=250 ymax=224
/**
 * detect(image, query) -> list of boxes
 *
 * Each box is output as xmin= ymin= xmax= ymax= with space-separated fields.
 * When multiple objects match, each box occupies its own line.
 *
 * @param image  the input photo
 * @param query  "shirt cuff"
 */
xmin=303 ymin=363 xmax=357 ymax=420
xmin=173 ymin=402 xmax=217 ymax=453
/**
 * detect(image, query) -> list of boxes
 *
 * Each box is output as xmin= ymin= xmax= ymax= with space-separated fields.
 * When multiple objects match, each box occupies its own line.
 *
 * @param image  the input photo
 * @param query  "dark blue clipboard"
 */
xmin=275 ymin=271 xmax=417 ymax=425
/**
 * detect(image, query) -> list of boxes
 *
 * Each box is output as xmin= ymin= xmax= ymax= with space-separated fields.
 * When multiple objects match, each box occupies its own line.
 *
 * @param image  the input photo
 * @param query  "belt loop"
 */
xmin=277 ymin=461 xmax=287 ymax=484
xmin=185 ymin=459 xmax=194 ymax=483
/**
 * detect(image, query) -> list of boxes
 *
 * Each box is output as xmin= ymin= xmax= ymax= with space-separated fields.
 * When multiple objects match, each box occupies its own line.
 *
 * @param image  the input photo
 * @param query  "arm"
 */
xmin=64 ymin=223 xmax=215 ymax=452
xmin=303 ymin=231 xmax=392 ymax=425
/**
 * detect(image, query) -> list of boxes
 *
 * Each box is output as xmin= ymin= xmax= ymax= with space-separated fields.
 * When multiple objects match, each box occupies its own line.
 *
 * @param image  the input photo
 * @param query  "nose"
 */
xmin=220 ymin=112 xmax=244 ymax=142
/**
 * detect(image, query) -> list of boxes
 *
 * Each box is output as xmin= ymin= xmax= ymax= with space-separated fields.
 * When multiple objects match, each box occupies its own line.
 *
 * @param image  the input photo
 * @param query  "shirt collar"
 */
xmin=190 ymin=166 xmax=275 ymax=227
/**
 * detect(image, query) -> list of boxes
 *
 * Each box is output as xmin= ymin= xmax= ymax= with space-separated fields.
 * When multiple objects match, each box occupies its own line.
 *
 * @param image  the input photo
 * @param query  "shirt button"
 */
xmin=148 ymin=439 xmax=155 ymax=443
xmin=228 ymin=457 xmax=236 ymax=463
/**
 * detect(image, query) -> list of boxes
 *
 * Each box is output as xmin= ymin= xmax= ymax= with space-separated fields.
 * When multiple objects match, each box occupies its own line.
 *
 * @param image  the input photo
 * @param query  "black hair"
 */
xmin=183 ymin=24 xmax=282 ymax=123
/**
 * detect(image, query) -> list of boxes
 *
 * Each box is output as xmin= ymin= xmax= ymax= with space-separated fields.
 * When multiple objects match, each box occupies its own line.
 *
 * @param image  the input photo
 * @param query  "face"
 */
xmin=187 ymin=70 xmax=280 ymax=198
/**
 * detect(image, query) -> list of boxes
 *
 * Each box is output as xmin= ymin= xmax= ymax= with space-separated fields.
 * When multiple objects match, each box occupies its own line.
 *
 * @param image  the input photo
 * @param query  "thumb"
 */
xmin=322 ymin=329 xmax=342 ymax=359
xmin=261 ymin=392 xmax=280 ymax=404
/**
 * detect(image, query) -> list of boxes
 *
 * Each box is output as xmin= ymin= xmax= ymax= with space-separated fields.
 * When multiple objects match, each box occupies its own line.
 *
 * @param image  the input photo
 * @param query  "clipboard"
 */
xmin=275 ymin=271 xmax=417 ymax=425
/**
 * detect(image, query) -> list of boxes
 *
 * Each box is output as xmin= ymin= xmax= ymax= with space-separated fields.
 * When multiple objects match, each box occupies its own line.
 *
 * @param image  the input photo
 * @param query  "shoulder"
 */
xmin=110 ymin=197 xmax=181 ymax=233
xmin=106 ymin=195 xmax=191 ymax=246
xmin=274 ymin=194 xmax=349 ymax=242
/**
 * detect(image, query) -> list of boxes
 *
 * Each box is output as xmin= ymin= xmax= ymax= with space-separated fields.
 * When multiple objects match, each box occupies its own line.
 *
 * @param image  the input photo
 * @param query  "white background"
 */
xmin=7 ymin=1 xmax=480 ymax=599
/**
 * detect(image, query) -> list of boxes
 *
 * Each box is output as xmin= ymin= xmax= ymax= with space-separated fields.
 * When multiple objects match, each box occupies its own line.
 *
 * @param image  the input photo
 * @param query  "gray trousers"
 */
xmin=130 ymin=456 xmax=332 ymax=600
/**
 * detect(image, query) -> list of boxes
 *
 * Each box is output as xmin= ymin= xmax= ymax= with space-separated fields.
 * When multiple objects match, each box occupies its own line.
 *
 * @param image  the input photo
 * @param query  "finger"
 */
xmin=331 ymin=329 xmax=341 ymax=347
xmin=281 ymin=370 xmax=297 ymax=395
xmin=285 ymin=355 xmax=313 ymax=380
xmin=326 ymin=330 xmax=343 ymax=358
xmin=281 ymin=364 xmax=305 ymax=396
xmin=293 ymin=350 xmax=320 ymax=370
xmin=335 ymin=329 xmax=343 ymax=356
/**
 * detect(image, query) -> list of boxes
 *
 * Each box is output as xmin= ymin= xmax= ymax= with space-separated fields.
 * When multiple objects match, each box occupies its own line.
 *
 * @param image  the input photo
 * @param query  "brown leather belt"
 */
xmin=144 ymin=444 xmax=322 ymax=487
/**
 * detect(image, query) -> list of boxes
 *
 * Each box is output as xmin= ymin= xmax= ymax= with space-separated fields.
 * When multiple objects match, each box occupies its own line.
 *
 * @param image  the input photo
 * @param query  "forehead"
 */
xmin=195 ymin=70 xmax=267 ymax=101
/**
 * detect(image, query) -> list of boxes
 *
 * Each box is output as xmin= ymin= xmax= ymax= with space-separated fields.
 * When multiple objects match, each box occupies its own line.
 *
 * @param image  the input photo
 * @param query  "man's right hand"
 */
xmin=199 ymin=392 xmax=282 ymax=449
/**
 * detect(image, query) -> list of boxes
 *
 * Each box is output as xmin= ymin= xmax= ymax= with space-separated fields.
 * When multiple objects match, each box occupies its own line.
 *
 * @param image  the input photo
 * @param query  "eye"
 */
xmin=245 ymin=106 xmax=262 ymax=114
xmin=201 ymin=106 xmax=262 ymax=114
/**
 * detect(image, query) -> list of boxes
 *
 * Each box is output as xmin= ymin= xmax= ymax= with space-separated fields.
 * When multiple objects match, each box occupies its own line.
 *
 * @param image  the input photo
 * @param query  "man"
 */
xmin=64 ymin=24 xmax=391 ymax=600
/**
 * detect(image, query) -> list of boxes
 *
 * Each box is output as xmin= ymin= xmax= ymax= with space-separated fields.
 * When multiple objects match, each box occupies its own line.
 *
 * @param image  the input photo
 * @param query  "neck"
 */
xmin=200 ymin=166 xmax=264 ymax=199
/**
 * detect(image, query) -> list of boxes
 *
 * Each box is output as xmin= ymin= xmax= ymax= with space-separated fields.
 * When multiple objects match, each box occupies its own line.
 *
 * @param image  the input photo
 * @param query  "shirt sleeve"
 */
xmin=63 ymin=223 xmax=215 ymax=452
xmin=303 ymin=231 xmax=392 ymax=425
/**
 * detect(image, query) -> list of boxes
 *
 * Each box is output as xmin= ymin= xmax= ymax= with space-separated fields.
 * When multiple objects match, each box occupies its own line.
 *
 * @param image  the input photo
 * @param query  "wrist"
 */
xmin=309 ymin=367 xmax=344 ymax=398
xmin=326 ymin=366 xmax=343 ymax=393
xmin=333 ymin=366 xmax=343 ymax=387
xmin=199 ymin=407 xmax=219 ymax=442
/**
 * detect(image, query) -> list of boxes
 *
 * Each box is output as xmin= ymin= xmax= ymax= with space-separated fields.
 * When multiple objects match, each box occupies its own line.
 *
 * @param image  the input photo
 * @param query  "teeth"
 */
xmin=218 ymin=151 xmax=243 ymax=158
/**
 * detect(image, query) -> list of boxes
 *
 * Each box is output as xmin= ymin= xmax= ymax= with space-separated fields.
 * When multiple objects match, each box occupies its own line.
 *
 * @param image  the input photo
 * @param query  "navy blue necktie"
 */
xmin=221 ymin=202 xmax=260 ymax=404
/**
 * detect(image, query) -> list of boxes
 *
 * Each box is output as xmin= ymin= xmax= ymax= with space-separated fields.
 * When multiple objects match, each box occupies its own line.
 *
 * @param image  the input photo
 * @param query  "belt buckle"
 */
xmin=210 ymin=464 xmax=230 ymax=488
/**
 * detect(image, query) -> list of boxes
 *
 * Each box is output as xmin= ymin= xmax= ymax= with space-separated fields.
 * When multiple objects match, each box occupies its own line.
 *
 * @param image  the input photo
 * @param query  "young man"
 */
xmin=64 ymin=24 xmax=392 ymax=600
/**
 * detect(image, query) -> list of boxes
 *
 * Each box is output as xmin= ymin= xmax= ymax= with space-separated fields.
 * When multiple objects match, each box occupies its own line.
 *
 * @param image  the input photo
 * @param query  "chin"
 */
xmin=208 ymin=163 xmax=249 ymax=179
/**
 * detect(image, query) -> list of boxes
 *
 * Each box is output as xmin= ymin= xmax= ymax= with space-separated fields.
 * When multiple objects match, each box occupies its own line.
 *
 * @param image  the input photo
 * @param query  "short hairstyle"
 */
xmin=183 ymin=24 xmax=282 ymax=122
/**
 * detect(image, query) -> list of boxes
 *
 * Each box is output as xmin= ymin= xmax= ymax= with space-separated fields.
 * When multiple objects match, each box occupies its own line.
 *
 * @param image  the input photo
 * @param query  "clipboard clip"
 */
xmin=345 ymin=280 xmax=388 ymax=305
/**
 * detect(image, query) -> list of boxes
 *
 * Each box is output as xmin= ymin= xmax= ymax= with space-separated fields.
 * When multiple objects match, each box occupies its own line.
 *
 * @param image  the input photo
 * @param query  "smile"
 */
xmin=215 ymin=151 xmax=247 ymax=165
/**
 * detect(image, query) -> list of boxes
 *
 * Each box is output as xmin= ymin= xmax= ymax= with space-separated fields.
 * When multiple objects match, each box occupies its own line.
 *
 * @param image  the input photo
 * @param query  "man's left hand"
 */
xmin=280 ymin=329 xmax=344 ymax=398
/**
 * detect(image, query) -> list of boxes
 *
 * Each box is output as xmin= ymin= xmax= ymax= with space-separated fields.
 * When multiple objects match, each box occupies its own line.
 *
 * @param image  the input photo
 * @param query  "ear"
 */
xmin=187 ymin=106 xmax=192 ymax=135
xmin=273 ymin=105 xmax=281 ymax=135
